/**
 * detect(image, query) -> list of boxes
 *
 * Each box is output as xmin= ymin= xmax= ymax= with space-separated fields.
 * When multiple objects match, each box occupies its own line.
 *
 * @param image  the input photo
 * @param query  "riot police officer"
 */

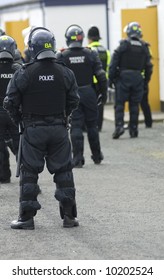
xmin=0 ymin=35 xmax=21 ymax=183
xmin=56 ymin=24 xmax=107 ymax=168
xmin=4 ymin=27 xmax=80 ymax=230
xmin=109 ymin=22 xmax=153 ymax=139
xmin=87 ymin=26 xmax=111 ymax=131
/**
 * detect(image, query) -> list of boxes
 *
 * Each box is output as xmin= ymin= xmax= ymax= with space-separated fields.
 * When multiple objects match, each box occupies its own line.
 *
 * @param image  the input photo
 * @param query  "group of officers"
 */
xmin=0 ymin=22 xmax=153 ymax=230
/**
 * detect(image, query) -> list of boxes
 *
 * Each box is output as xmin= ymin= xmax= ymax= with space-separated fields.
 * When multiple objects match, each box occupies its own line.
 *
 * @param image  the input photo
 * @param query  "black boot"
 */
xmin=59 ymin=203 xmax=79 ymax=228
xmin=11 ymin=217 xmax=34 ymax=230
xmin=72 ymin=156 xmax=85 ymax=168
xmin=63 ymin=216 xmax=79 ymax=228
xmin=130 ymin=130 xmax=138 ymax=138
xmin=112 ymin=126 xmax=124 ymax=139
xmin=91 ymin=151 xmax=104 ymax=164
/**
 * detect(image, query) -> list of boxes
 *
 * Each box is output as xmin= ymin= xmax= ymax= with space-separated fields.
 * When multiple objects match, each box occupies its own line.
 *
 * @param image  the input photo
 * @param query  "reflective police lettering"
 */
xmin=1 ymin=73 xmax=13 ymax=79
xmin=39 ymin=75 xmax=54 ymax=81
xmin=69 ymin=56 xmax=85 ymax=64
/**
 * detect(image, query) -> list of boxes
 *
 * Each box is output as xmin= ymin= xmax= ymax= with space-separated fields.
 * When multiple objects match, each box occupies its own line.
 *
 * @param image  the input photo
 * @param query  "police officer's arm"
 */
xmin=63 ymin=66 xmax=80 ymax=116
xmin=108 ymin=43 xmax=123 ymax=87
xmin=91 ymin=50 xmax=108 ymax=104
xmin=3 ymin=68 xmax=25 ymax=125
xmin=144 ymin=43 xmax=153 ymax=84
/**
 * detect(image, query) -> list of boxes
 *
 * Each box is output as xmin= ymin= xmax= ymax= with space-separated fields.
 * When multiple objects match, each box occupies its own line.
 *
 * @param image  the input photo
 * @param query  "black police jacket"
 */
xmin=0 ymin=60 xmax=21 ymax=108
xmin=3 ymin=58 xmax=79 ymax=124
xmin=109 ymin=38 xmax=153 ymax=84
xmin=56 ymin=47 xmax=107 ymax=101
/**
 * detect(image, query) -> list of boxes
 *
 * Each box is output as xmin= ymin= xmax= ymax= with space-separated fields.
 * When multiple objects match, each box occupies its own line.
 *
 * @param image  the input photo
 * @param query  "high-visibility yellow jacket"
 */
xmin=88 ymin=41 xmax=111 ymax=83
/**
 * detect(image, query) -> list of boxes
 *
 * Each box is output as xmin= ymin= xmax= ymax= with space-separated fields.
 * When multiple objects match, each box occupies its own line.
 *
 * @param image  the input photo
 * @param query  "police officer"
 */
xmin=56 ymin=24 xmax=107 ymax=168
xmin=0 ymin=27 xmax=24 ymax=64
xmin=140 ymin=77 xmax=153 ymax=128
xmin=3 ymin=27 xmax=80 ymax=230
xmin=0 ymin=35 xmax=21 ymax=183
xmin=109 ymin=22 xmax=153 ymax=139
xmin=87 ymin=26 xmax=111 ymax=131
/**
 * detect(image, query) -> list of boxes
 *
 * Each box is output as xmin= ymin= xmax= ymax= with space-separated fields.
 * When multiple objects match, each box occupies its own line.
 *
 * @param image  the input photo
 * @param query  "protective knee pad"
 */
xmin=55 ymin=187 xmax=75 ymax=204
xmin=53 ymin=171 xmax=74 ymax=188
xmin=20 ymin=183 xmax=41 ymax=216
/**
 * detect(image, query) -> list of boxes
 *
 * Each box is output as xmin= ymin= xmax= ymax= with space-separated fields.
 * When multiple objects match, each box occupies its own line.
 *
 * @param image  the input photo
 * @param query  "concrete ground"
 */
xmin=0 ymin=108 xmax=164 ymax=260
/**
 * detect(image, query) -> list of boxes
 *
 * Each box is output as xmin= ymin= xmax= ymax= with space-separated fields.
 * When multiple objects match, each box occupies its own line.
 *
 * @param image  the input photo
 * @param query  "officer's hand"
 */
xmin=65 ymin=115 xmax=72 ymax=130
xmin=3 ymin=96 xmax=11 ymax=110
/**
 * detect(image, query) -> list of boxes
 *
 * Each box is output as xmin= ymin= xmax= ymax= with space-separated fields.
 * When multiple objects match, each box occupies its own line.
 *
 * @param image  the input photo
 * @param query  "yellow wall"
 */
xmin=122 ymin=7 xmax=160 ymax=112
xmin=5 ymin=19 xmax=29 ymax=56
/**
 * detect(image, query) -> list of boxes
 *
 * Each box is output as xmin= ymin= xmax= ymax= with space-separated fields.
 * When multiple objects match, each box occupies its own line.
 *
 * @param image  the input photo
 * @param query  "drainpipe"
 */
xmin=40 ymin=0 xmax=46 ymax=27
xmin=106 ymin=0 xmax=110 ymax=49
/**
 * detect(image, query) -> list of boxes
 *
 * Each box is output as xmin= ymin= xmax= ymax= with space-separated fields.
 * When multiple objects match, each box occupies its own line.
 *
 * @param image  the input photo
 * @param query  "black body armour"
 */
xmin=22 ymin=60 xmax=66 ymax=115
xmin=119 ymin=39 xmax=147 ymax=71
xmin=62 ymin=48 xmax=93 ymax=86
xmin=0 ymin=61 xmax=15 ymax=106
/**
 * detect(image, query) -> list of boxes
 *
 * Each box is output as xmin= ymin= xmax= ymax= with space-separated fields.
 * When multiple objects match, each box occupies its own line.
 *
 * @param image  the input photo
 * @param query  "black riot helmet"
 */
xmin=65 ymin=24 xmax=84 ymax=48
xmin=124 ymin=22 xmax=143 ymax=39
xmin=0 ymin=35 xmax=17 ymax=60
xmin=28 ymin=27 xmax=56 ymax=59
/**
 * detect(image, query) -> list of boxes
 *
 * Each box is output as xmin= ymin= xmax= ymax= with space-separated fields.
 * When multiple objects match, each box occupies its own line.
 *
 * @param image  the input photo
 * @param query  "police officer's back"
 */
xmin=56 ymin=24 xmax=107 ymax=167
xmin=109 ymin=22 xmax=153 ymax=139
xmin=87 ymin=26 xmax=111 ymax=131
xmin=4 ymin=27 xmax=80 ymax=230
xmin=0 ymin=35 xmax=21 ymax=183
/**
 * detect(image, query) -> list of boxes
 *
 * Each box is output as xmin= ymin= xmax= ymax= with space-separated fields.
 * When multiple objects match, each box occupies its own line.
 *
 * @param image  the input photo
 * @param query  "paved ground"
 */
xmin=0 ymin=111 xmax=164 ymax=260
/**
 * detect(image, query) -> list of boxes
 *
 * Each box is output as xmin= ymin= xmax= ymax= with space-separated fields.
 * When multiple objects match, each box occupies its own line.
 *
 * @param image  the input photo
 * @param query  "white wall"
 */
xmin=44 ymin=5 xmax=107 ymax=50
xmin=157 ymin=1 xmax=164 ymax=101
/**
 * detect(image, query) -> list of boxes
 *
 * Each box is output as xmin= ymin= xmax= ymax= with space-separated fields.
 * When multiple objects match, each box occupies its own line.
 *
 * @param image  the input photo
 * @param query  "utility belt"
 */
xmin=120 ymin=68 xmax=142 ymax=73
xmin=22 ymin=114 xmax=65 ymax=128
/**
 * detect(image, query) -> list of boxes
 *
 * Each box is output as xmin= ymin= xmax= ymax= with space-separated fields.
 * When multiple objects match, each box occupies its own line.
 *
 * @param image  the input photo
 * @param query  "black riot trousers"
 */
xmin=115 ymin=71 xmax=144 ymax=134
xmin=140 ymin=84 xmax=152 ymax=127
xmin=70 ymin=86 xmax=102 ymax=164
xmin=19 ymin=122 xmax=77 ymax=220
